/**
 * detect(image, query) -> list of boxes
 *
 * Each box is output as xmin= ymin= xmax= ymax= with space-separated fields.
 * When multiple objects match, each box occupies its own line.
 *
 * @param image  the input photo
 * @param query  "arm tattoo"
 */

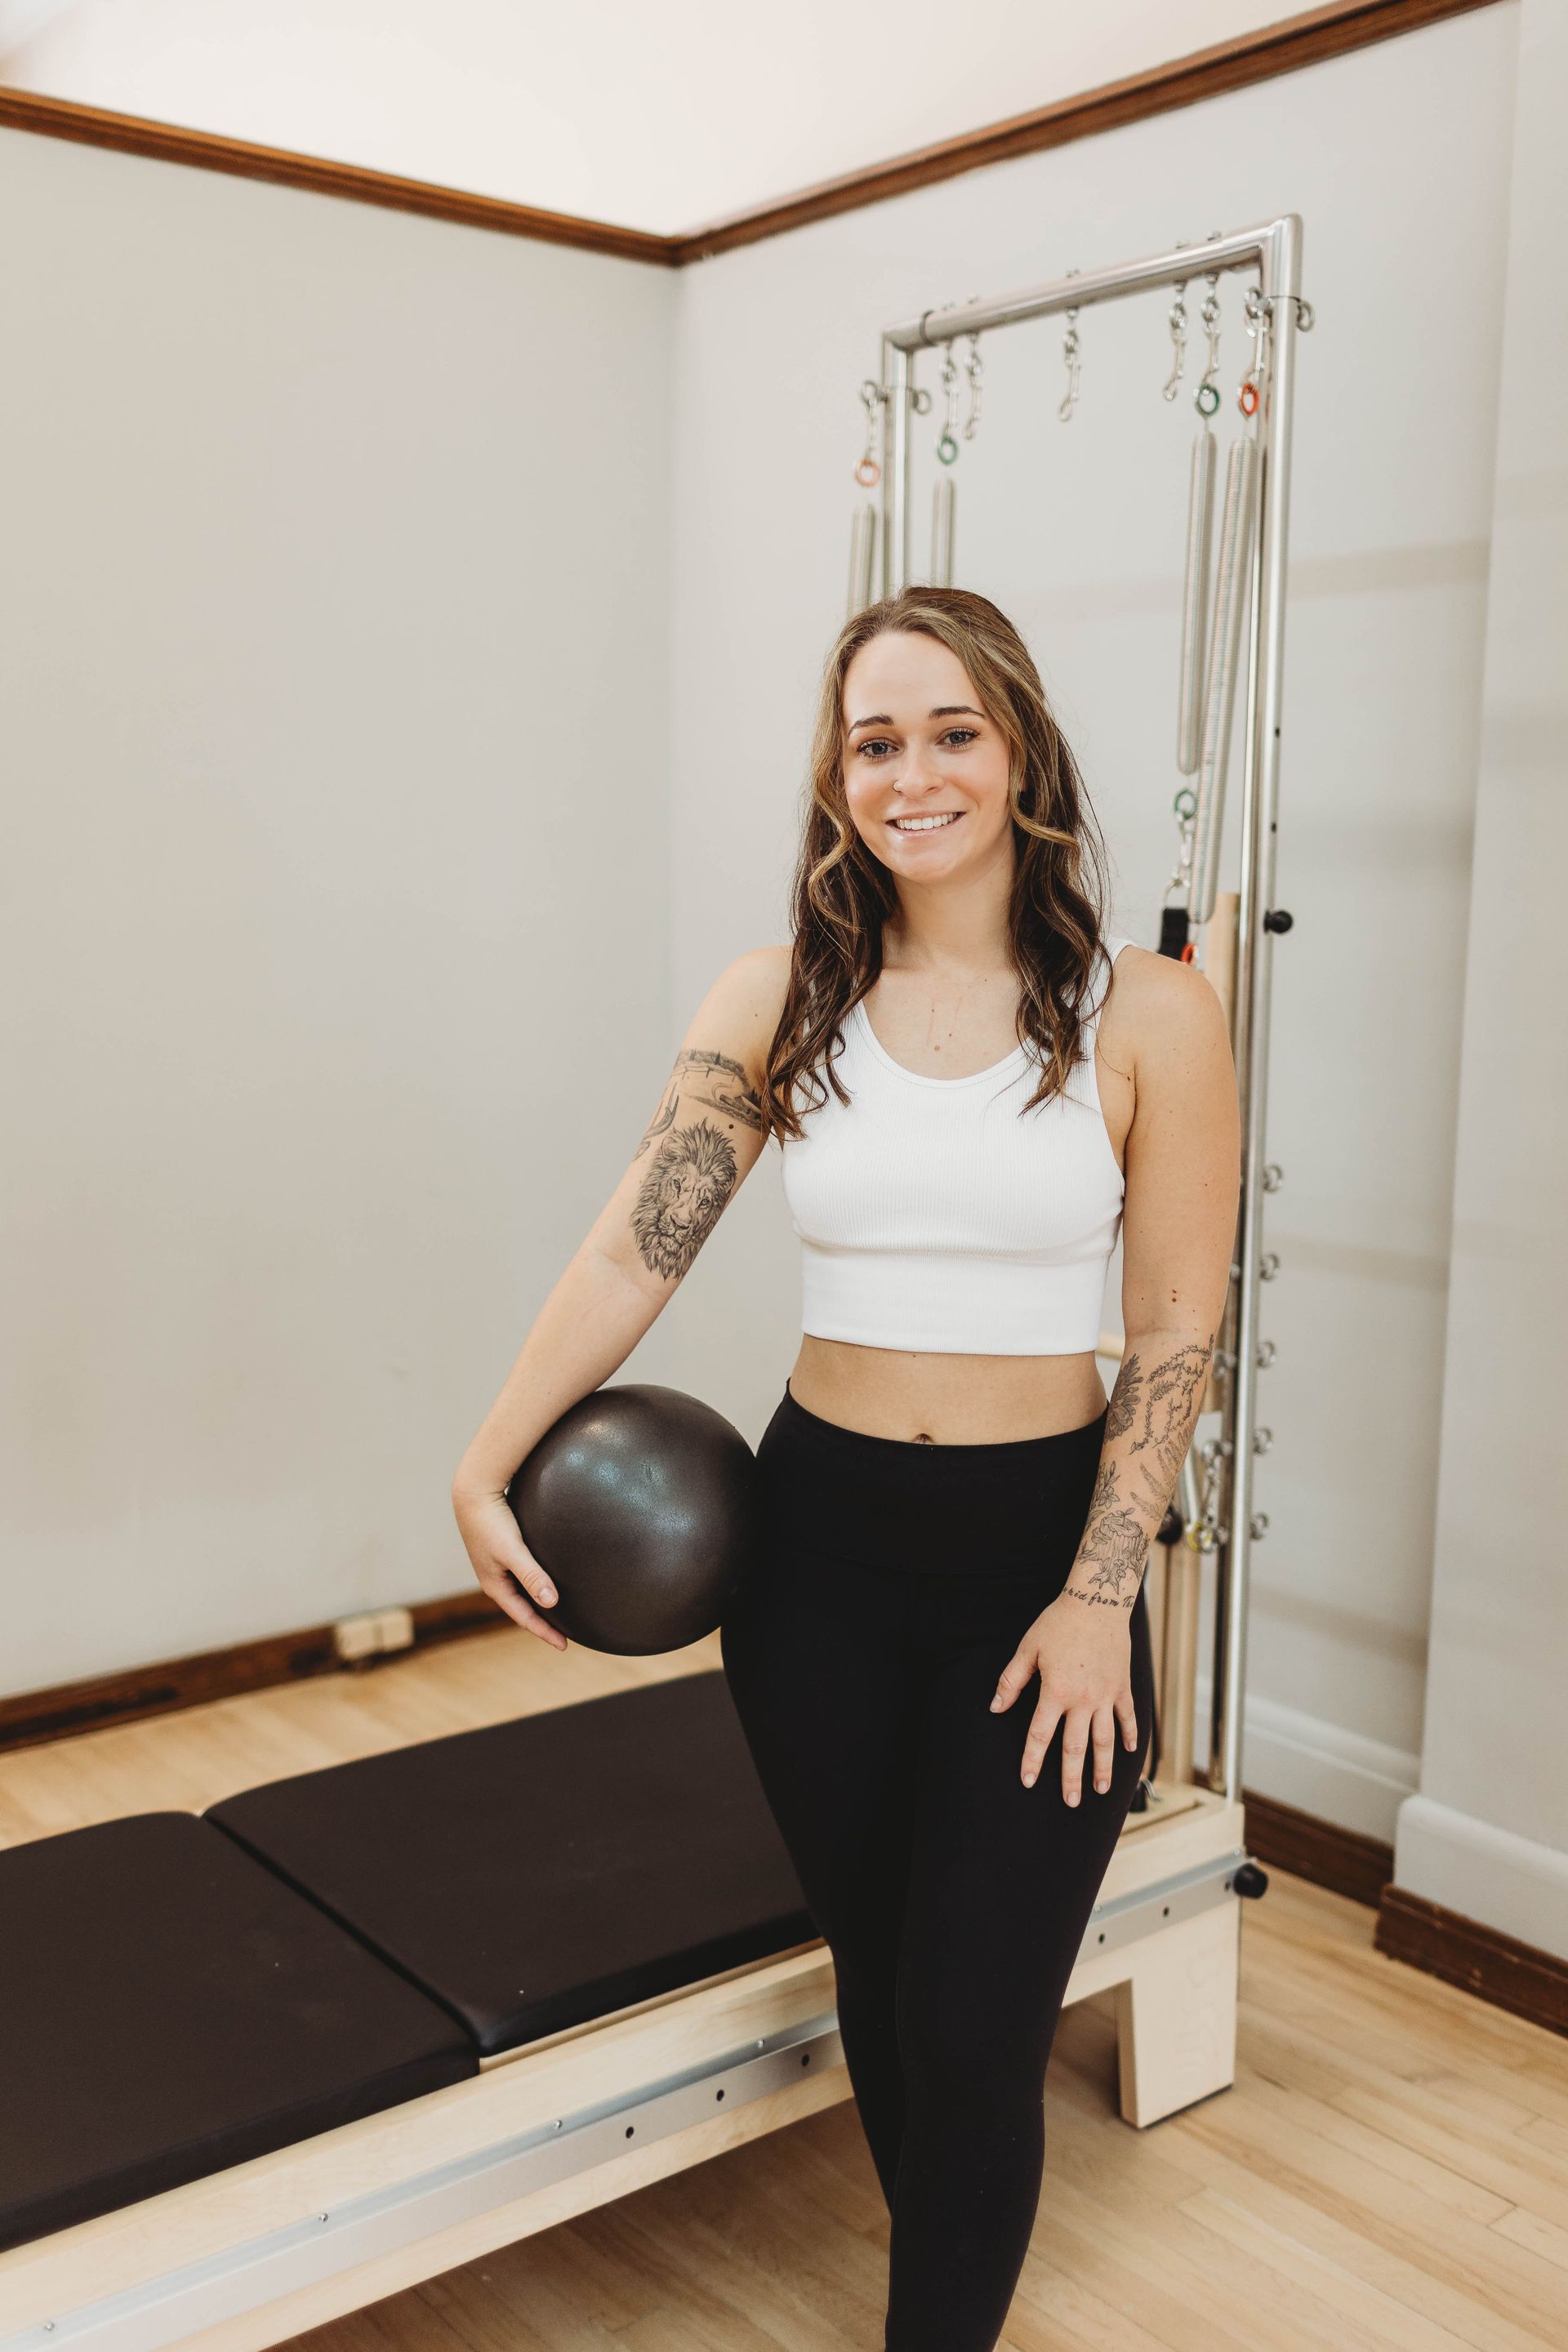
xmin=1129 ymin=1343 xmax=1212 ymax=1481
xmin=634 ymin=1047 xmax=763 ymax=1159
xmin=1064 ymin=1334 xmax=1214 ymax=1610
xmin=630 ymin=1118 xmax=739 ymax=1281
xmin=679 ymin=1047 xmax=765 ymax=1134
xmin=1068 ymin=1462 xmax=1153 ymax=1609
xmin=1103 ymin=1351 xmax=1141 ymax=1441
xmin=635 ymin=1085 xmax=679 ymax=1159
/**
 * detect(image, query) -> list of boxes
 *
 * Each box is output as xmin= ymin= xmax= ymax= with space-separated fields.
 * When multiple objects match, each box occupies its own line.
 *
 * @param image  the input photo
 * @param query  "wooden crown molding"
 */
xmin=672 ymin=0 xmax=1502 ymax=260
xmin=2 ymin=0 xmax=1499 ymax=270
xmin=0 ymin=85 xmax=679 ymax=266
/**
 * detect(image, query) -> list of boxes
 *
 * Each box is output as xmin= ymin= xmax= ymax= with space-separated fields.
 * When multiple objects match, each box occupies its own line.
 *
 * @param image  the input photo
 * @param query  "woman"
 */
xmin=452 ymin=586 xmax=1240 ymax=2350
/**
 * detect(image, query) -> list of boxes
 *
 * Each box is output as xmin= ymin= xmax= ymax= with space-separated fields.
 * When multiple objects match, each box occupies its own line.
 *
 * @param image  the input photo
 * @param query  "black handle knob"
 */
xmin=1263 ymin=907 xmax=1294 ymax=934
xmin=1233 ymin=1860 xmax=1269 ymax=1900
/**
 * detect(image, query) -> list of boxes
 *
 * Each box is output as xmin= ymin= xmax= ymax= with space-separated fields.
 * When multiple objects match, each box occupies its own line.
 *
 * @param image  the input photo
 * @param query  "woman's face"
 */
xmin=840 ymin=629 xmax=1014 ymax=885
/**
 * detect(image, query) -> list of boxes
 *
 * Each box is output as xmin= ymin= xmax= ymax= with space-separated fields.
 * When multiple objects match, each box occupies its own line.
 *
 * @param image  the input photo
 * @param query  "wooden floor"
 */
xmin=5 ymin=1627 xmax=1567 ymax=2351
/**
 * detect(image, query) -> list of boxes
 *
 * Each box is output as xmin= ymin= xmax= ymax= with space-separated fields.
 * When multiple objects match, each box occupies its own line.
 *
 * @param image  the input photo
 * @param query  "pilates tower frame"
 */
xmin=873 ymin=215 xmax=1306 ymax=1806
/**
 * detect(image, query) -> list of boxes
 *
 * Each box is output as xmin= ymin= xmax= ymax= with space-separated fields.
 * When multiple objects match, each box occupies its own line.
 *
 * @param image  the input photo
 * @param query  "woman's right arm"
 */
xmin=451 ymin=945 xmax=789 ymax=1646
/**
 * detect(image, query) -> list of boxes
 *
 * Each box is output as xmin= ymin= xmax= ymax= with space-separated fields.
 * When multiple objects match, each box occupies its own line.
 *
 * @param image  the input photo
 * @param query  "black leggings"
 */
xmin=720 ymin=1381 xmax=1156 ymax=2352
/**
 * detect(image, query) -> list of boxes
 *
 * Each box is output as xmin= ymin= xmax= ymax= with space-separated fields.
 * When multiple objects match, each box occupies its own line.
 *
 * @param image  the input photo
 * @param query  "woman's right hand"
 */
xmin=452 ymin=1480 xmax=568 ymax=1650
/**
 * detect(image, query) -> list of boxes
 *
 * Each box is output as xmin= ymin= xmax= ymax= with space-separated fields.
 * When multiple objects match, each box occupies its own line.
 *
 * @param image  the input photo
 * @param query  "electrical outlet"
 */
xmin=332 ymin=1606 xmax=416 ymax=1664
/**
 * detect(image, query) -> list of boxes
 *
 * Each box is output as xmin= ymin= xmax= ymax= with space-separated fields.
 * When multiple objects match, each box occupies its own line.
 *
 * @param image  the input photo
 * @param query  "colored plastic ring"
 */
xmin=1239 ymin=381 xmax=1261 ymax=416
xmin=1195 ymin=381 xmax=1220 ymax=417
xmin=1174 ymin=788 xmax=1197 ymax=820
xmin=937 ymin=432 xmax=959 ymax=466
xmin=854 ymin=458 xmax=881 ymax=487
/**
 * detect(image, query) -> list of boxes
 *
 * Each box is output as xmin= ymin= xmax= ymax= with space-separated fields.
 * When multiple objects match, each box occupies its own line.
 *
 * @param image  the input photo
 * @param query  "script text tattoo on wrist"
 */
xmin=1066 ymin=1462 xmax=1149 ymax=1609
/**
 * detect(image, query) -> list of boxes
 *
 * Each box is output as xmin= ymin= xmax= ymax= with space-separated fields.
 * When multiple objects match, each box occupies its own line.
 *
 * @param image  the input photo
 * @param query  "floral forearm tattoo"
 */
xmin=1065 ymin=1335 xmax=1214 ymax=1611
xmin=628 ymin=1049 xmax=764 ymax=1284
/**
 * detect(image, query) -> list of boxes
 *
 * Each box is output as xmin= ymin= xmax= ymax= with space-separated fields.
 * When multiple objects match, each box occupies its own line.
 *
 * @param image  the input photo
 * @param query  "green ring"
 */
xmin=937 ymin=432 xmax=959 ymax=465
xmin=1195 ymin=382 xmax=1220 ymax=417
xmin=1174 ymin=788 xmax=1197 ymax=820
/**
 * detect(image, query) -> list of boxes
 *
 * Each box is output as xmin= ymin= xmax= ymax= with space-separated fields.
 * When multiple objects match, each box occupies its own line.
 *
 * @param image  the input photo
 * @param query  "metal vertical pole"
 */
xmin=884 ymin=338 xmax=912 ymax=595
xmin=1207 ymin=424 xmax=1264 ymax=1790
xmin=1208 ymin=214 xmax=1302 ymax=1804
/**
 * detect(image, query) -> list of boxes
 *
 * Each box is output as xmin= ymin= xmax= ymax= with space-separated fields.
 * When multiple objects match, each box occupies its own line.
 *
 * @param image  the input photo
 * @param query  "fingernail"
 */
xmin=1022 ymin=1771 xmax=1036 ymax=1787
xmin=1067 ymin=1791 xmax=1079 ymax=1806
xmin=1095 ymin=1781 xmax=1108 ymax=1793
xmin=988 ymin=1697 xmax=1001 ymax=1711
xmin=540 ymin=1588 xmax=557 ymax=1607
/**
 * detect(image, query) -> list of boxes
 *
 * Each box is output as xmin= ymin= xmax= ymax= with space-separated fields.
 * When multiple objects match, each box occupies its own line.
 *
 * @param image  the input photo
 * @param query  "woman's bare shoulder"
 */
xmin=685 ymin=944 xmax=795 ymax=1096
xmin=731 ymin=941 xmax=794 ymax=993
xmin=1103 ymin=940 xmax=1232 ymax=1081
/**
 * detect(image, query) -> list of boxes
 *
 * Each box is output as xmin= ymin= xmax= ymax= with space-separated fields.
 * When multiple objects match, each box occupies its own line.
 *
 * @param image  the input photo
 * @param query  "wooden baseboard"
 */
xmin=1374 ymin=1885 xmax=1568 ymax=2040
xmin=0 ymin=1592 xmax=498 ymax=1753
xmin=1241 ymin=1786 xmax=1396 ymax=1909
xmin=1241 ymin=1784 xmax=1568 ymax=2043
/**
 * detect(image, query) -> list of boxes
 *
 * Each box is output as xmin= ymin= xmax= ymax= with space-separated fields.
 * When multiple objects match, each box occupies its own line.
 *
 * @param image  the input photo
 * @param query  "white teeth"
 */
xmin=892 ymin=812 xmax=961 ymax=832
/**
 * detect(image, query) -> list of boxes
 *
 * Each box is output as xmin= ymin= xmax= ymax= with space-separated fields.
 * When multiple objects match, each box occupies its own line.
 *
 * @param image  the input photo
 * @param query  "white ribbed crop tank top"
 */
xmin=778 ymin=937 xmax=1134 ymax=1356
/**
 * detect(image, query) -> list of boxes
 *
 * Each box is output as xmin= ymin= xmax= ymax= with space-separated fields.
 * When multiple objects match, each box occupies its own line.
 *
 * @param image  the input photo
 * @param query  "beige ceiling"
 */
xmin=0 ymin=0 xmax=1310 ymax=236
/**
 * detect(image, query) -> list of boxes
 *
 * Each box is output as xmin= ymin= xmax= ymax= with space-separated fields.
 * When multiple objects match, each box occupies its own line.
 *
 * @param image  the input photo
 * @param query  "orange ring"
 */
xmin=854 ymin=457 xmax=881 ymax=487
xmin=1239 ymin=381 xmax=1261 ymax=417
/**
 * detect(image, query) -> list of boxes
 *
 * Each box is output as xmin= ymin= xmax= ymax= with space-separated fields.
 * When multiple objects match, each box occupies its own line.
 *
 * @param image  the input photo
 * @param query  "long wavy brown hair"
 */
xmin=760 ymin=586 xmax=1111 ymax=1143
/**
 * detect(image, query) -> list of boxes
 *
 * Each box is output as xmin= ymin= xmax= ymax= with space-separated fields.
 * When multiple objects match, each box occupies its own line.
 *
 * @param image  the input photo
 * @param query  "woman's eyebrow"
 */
xmin=846 ymin=704 xmax=985 ymax=732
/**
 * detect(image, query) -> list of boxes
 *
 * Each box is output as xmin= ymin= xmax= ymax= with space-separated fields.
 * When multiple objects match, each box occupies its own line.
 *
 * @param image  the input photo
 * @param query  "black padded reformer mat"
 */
xmin=0 ymin=1811 xmax=475 ymax=2255
xmin=207 ymin=1669 xmax=817 ymax=2057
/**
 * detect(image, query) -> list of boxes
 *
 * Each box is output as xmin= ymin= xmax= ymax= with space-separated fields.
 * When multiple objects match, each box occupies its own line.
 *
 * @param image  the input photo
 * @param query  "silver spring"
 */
xmin=1163 ymin=278 xmax=1188 ymax=401
xmin=1189 ymin=434 xmax=1258 ymax=924
xmin=930 ymin=474 xmax=956 ymax=586
xmin=937 ymin=340 xmax=960 ymax=465
xmin=1177 ymin=430 xmax=1215 ymax=774
xmin=963 ymin=331 xmax=983 ymax=441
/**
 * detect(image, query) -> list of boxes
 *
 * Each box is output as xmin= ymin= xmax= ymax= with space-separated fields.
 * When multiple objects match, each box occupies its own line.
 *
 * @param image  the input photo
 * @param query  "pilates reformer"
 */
xmin=0 ymin=1652 xmax=1256 ymax=2352
xmin=0 ymin=219 xmax=1305 ymax=2352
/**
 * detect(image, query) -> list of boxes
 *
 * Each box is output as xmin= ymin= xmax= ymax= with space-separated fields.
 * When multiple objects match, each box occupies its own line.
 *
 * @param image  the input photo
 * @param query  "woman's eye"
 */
xmin=856 ymin=728 xmax=977 ymax=759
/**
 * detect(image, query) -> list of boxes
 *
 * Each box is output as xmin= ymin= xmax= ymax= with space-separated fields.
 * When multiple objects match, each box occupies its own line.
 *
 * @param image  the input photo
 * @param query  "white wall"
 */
xmin=0 ymin=129 xmax=678 ymax=1694
xmin=662 ymin=5 xmax=1521 ymax=1850
xmin=1394 ymin=0 xmax=1568 ymax=1960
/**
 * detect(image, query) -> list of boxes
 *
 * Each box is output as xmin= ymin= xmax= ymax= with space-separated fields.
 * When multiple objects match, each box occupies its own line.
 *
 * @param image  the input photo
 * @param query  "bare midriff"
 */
xmin=787 ymin=1335 xmax=1108 ymax=1445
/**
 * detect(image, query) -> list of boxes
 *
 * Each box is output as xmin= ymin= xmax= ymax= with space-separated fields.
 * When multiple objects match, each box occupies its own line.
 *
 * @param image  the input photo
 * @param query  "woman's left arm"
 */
xmin=991 ymin=951 xmax=1241 ymax=1800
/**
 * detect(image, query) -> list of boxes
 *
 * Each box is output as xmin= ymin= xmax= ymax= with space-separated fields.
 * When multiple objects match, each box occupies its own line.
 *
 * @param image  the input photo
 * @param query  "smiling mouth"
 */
xmin=889 ymin=812 xmax=964 ymax=834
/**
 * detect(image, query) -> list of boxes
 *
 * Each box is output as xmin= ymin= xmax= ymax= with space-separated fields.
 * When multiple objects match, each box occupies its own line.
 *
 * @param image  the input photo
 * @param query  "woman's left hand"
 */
xmin=989 ymin=1589 xmax=1140 ymax=1802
